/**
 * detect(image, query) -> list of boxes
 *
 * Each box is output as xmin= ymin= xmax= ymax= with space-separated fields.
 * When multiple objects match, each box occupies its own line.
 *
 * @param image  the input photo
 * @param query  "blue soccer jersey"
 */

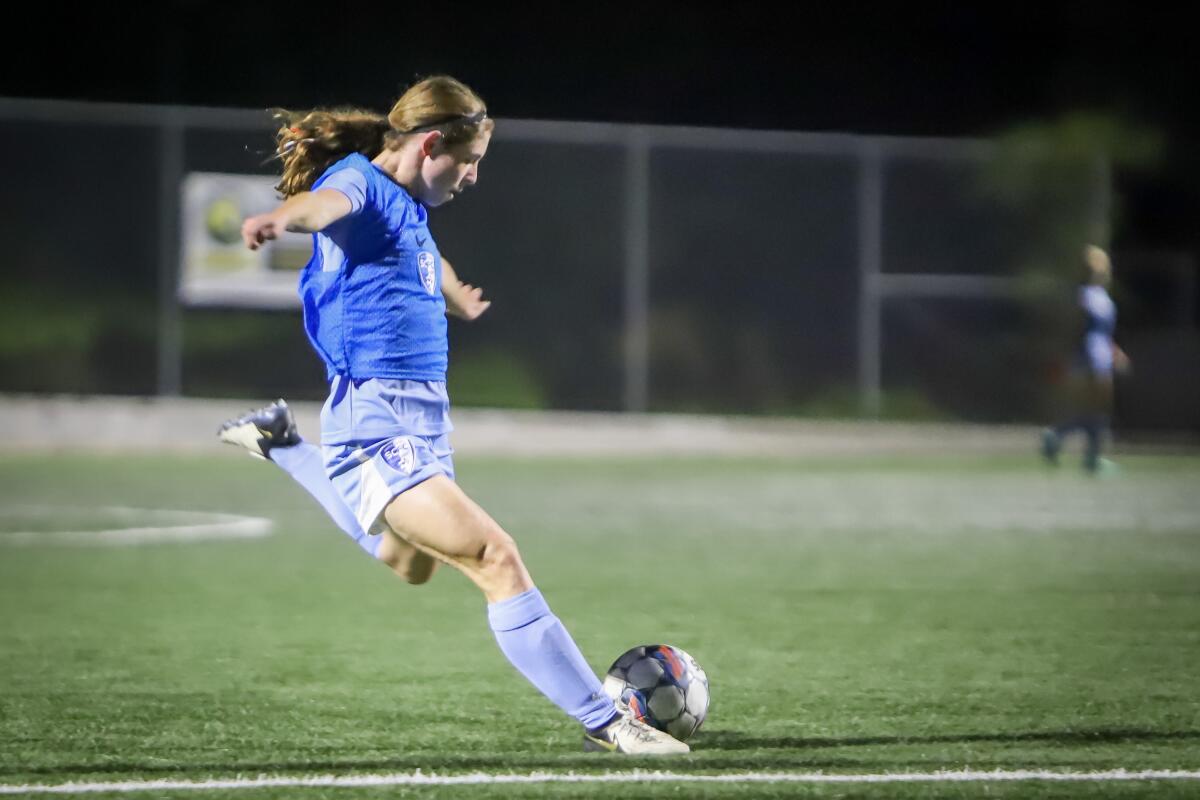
xmin=1081 ymin=285 xmax=1116 ymax=338
xmin=299 ymin=153 xmax=448 ymax=381
xmin=1079 ymin=284 xmax=1117 ymax=374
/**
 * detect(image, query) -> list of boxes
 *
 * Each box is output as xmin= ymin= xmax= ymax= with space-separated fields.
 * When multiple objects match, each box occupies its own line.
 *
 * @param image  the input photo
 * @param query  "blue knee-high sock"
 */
xmin=488 ymin=588 xmax=618 ymax=730
xmin=268 ymin=441 xmax=380 ymax=555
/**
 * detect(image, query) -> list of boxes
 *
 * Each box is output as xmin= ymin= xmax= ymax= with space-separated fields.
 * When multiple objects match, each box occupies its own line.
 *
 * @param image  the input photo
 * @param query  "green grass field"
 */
xmin=1 ymin=451 xmax=1199 ymax=798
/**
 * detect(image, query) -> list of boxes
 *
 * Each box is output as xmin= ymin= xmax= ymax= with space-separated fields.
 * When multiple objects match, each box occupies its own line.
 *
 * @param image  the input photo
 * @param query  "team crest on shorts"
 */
xmin=417 ymin=252 xmax=437 ymax=295
xmin=381 ymin=437 xmax=415 ymax=475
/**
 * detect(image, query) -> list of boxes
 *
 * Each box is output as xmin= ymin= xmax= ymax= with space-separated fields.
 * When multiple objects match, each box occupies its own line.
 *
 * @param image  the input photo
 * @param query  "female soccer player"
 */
xmin=220 ymin=75 xmax=686 ymax=755
xmin=1040 ymin=244 xmax=1131 ymax=473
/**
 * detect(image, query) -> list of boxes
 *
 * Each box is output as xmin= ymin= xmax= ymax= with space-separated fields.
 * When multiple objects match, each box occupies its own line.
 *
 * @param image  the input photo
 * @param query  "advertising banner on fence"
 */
xmin=180 ymin=173 xmax=311 ymax=308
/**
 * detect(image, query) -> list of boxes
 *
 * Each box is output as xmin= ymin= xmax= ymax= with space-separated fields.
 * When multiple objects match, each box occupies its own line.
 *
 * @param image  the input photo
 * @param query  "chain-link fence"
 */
xmin=2 ymin=98 xmax=1196 ymax=430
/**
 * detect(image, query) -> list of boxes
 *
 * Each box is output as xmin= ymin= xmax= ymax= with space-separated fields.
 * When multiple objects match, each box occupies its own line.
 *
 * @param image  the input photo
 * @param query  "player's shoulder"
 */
xmin=319 ymin=152 xmax=373 ymax=181
xmin=1080 ymin=284 xmax=1112 ymax=304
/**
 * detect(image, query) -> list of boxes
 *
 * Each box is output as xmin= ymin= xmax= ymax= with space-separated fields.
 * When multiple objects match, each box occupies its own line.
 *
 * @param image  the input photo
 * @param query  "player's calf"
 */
xmin=377 ymin=533 xmax=439 ymax=585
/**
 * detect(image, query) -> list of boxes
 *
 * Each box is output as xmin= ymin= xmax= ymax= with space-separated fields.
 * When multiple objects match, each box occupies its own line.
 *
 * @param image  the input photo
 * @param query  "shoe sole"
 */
xmin=582 ymin=735 xmax=617 ymax=753
xmin=582 ymin=734 xmax=688 ymax=755
xmin=217 ymin=421 xmax=269 ymax=460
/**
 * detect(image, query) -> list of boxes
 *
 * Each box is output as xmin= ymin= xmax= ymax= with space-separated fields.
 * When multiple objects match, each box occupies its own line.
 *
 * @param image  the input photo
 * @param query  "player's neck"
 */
xmin=372 ymin=148 xmax=420 ymax=192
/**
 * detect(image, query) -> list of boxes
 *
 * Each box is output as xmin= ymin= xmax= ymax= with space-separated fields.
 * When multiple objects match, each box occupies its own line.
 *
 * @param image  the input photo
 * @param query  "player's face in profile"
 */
xmin=421 ymin=129 xmax=492 ymax=207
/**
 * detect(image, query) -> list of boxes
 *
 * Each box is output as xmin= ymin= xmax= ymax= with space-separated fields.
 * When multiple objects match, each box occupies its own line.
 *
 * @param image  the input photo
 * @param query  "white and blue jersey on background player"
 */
xmin=1078 ymin=284 xmax=1117 ymax=376
xmin=299 ymin=153 xmax=455 ymax=546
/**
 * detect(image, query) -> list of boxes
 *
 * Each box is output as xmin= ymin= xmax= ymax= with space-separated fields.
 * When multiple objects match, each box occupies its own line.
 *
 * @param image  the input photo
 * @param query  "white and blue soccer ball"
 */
xmin=602 ymin=644 xmax=709 ymax=741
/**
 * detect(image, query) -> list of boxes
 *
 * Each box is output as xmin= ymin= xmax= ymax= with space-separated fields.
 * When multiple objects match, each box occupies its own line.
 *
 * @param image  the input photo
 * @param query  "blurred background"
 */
xmin=1 ymin=3 xmax=1196 ymax=434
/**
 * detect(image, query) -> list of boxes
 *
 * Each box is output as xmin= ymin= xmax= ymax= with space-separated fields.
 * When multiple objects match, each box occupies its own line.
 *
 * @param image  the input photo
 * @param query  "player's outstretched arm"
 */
xmin=241 ymin=190 xmax=354 ymax=250
xmin=441 ymin=257 xmax=492 ymax=321
xmin=1113 ymin=342 xmax=1132 ymax=374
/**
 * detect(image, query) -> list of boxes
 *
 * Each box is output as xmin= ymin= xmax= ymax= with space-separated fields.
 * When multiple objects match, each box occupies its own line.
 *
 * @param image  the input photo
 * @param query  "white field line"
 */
xmin=3 ymin=769 xmax=1200 ymax=794
xmin=0 ymin=506 xmax=273 ymax=546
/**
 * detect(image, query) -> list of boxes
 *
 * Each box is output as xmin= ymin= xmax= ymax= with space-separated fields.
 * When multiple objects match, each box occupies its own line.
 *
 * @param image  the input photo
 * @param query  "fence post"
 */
xmin=856 ymin=139 xmax=884 ymax=417
xmin=623 ymin=129 xmax=651 ymax=413
xmin=156 ymin=112 xmax=185 ymax=397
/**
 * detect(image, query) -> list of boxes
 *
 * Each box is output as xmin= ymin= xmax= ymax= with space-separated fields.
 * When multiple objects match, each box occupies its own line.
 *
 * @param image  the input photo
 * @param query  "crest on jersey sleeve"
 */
xmin=417 ymin=252 xmax=437 ymax=295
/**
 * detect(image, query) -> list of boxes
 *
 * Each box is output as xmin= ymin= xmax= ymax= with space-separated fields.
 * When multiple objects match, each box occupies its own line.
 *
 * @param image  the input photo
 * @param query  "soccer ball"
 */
xmin=602 ymin=644 xmax=709 ymax=741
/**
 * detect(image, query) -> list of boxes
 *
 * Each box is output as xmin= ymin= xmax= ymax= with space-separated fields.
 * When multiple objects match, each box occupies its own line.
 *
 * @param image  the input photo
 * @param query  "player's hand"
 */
xmin=241 ymin=212 xmax=287 ymax=251
xmin=448 ymin=282 xmax=492 ymax=321
xmin=1114 ymin=349 xmax=1132 ymax=375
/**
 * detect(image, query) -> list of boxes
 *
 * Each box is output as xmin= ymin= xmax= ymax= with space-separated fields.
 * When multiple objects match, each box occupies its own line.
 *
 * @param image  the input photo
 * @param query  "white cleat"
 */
xmin=583 ymin=713 xmax=690 ymax=755
xmin=217 ymin=399 xmax=300 ymax=460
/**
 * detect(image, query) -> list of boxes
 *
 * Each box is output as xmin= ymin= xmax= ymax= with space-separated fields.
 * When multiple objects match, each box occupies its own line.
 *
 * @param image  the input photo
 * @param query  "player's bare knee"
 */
xmin=478 ymin=532 xmax=524 ymax=582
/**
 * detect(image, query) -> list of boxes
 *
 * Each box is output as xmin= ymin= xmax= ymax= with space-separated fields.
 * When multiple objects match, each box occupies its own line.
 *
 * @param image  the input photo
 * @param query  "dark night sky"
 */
xmin=6 ymin=2 xmax=1198 ymax=253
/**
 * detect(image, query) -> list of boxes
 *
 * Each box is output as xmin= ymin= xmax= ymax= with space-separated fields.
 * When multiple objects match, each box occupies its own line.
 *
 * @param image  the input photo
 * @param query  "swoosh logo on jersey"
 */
xmin=416 ymin=234 xmax=428 ymax=246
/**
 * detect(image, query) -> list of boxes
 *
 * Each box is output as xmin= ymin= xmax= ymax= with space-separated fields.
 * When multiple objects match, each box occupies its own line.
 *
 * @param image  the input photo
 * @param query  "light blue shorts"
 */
xmin=324 ymin=433 xmax=456 ymax=540
xmin=320 ymin=376 xmax=456 ymax=541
